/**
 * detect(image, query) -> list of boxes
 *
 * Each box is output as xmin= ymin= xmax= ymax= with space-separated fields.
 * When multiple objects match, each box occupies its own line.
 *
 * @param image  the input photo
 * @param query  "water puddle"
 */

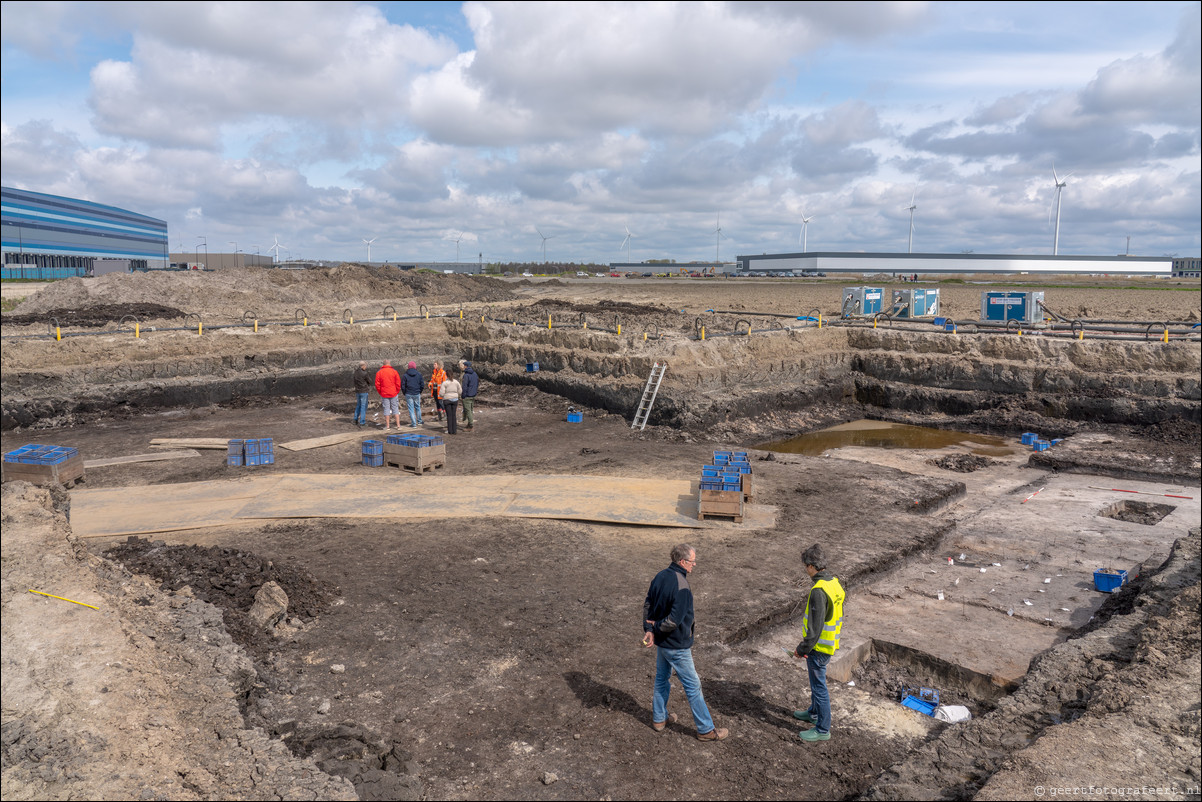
xmin=759 ymin=419 xmax=1016 ymax=457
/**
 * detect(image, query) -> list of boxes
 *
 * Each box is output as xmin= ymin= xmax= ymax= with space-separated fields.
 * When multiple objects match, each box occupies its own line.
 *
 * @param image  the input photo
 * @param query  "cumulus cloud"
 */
xmin=87 ymin=2 xmax=456 ymax=148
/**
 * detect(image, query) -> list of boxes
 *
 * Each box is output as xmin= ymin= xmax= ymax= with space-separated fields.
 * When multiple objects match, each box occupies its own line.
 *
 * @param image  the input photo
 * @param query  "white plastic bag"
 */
xmin=934 ymin=705 xmax=972 ymax=723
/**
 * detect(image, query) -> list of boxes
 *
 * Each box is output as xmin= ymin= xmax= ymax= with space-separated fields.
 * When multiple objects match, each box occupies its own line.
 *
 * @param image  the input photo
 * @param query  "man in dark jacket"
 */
xmin=642 ymin=543 xmax=729 ymax=741
xmin=352 ymin=361 xmax=370 ymax=427
xmin=789 ymin=543 xmax=846 ymax=743
xmin=459 ymin=360 xmax=479 ymax=430
xmin=401 ymin=361 xmax=424 ymax=428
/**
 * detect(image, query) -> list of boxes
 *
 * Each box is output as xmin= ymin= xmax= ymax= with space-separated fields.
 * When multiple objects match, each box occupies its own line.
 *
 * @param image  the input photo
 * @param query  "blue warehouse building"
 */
xmin=2 ymin=187 xmax=169 ymax=279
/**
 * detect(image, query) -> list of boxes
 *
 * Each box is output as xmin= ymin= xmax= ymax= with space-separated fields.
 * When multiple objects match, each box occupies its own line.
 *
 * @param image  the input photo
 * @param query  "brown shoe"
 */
xmin=697 ymin=727 xmax=729 ymax=741
xmin=651 ymin=712 xmax=678 ymax=732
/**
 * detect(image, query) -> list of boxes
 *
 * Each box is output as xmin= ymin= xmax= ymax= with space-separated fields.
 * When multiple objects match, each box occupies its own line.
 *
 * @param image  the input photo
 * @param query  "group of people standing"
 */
xmin=352 ymin=359 xmax=479 ymax=434
xmin=642 ymin=542 xmax=844 ymax=744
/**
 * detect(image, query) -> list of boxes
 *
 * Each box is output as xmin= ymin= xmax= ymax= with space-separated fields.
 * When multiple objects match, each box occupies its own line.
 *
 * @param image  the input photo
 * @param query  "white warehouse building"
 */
xmin=736 ymin=251 xmax=1175 ymax=276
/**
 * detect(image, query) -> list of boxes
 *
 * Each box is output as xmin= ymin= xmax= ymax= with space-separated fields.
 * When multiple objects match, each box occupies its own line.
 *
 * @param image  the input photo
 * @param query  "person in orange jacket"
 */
xmin=428 ymin=361 xmax=447 ymax=422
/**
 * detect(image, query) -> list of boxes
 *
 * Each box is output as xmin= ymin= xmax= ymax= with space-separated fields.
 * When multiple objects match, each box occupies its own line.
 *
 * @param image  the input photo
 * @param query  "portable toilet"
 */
xmin=980 ymin=291 xmax=1045 ymax=326
xmin=892 ymin=288 xmax=940 ymax=318
xmin=842 ymin=287 xmax=885 ymax=317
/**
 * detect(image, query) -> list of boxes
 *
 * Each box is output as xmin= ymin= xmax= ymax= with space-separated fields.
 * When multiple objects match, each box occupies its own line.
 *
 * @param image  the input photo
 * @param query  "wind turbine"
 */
xmin=904 ymin=192 xmax=917 ymax=254
xmin=537 ymin=228 xmax=555 ymax=263
xmin=1051 ymin=166 xmax=1072 ymax=255
xmin=799 ymin=212 xmax=814 ymax=252
xmin=620 ymin=224 xmax=634 ymax=260
xmin=713 ymin=215 xmax=724 ymax=263
xmin=454 ymin=232 xmax=463 ymax=263
xmin=268 ymin=237 xmax=285 ymax=264
xmin=363 ymin=237 xmax=377 ymax=264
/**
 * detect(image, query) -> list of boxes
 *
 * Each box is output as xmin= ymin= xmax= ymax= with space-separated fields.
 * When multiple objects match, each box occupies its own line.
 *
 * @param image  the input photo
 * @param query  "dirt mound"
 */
xmin=104 ymin=535 xmax=340 ymax=663
xmin=3 ymin=302 xmax=187 ymax=327
xmin=929 ymin=454 xmax=998 ymax=472
xmin=16 ymin=265 xmax=518 ymax=321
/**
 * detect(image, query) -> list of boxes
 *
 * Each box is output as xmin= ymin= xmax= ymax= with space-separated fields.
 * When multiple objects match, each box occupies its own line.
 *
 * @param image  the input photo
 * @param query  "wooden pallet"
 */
xmin=698 ymin=487 xmax=743 ymax=523
xmin=383 ymin=443 xmax=447 ymax=476
xmin=741 ymin=473 xmax=755 ymax=504
xmin=2 ymin=454 xmax=86 ymax=488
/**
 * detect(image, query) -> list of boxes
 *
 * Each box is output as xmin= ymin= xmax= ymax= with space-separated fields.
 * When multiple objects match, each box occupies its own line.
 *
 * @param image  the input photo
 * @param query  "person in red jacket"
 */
xmin=374 ymin=360 xmax=402 ymax=430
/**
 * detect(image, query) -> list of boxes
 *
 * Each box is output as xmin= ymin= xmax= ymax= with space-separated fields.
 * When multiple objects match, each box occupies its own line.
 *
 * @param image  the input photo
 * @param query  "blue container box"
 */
xmin=933 ymin=317 xmax=947 ymax=327
xmin=227 ymin=454 xmax=244 ymax=467
xmin=699 ymin=481 xmax=725 ymax=491
xmin=1094 ymin=569 xmax=1128 ymax=593
xmin=362 ymin=439 xmax=383 ymax=455
xmin=363 ymin=454 xmax=384 ymax=468
xmin=526 ymin=361 xmax=540 ymax=372
xmin=227 ymin=439 xmax=245 ymax=455
xmin=901 ymin=688 xmax=940 ymax=717
xmin=260 ymin=453 xmax=275 ymax=465
xmin=4 ymin=444 xmax=79 ymax=465
xmin=944 ymin=322 xmax=957 ymax=332
xmin=567 ymin=412 xmax=583 ymax=423
xmin=1021 ymin=432 xmax=1038 ymax=445
xmin=1032 ymin=440 xmax=1050 ymax=452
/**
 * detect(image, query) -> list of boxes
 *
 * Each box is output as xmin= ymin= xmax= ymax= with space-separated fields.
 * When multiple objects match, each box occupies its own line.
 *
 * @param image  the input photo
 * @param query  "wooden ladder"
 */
xmin=631 ymin=362 xmax=668 ymax=430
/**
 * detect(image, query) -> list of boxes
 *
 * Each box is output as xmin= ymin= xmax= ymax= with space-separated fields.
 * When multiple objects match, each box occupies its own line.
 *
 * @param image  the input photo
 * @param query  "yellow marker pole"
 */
xmin=135 ymin=322 xmax=140 ymax=338
xmin=1017 ymin=328 xmax=1022 ymax=337
xmin=701 ymin=326 xmax=706 ymax=341
xmin=393 ymin=313 xmax=397 ymax=322
xmin=1162 ymin=329 xmax=1169 ymax=343
xmin=644 ymin=332 xmax=648 ymax=341
xmin=873 ymin=317 xmax=878 ymax=329
xmin=303 ymin=317 xmax=308 ymax=327
xmin=198 ymin=322 xmax=203 ymax=336
xmin=617 ymin=323 xmax=621 ymax=335
xmin=28 ymin=589 xmax=98 ymax=610
xmin=459 ymin=309 xmax=464 ymax=320
xmin=56 ymin=326 xmax=62 ymax=341
xmin=548 ymin=315 xmax=552 ymax=330
xmin=1078 ymin=329 xmax=1084 ymax=341
xmin=818 ymin=314 xmax=823 ymax=329
xmin=425 ymin=309 xmax=430 ymax=320
xmin=583 ymin=321 xmax=587 ymax=330
xmin=254 ymin=319 xmax=259 ymax=333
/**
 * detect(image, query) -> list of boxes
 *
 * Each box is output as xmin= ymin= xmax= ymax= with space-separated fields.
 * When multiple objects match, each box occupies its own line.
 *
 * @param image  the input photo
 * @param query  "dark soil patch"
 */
xmin=3 ymin=303 xmax=187 ymax=327
xmin=930 ymin=454 xmax=998 ymax=472
xmin=103 ymin=533 xmax=340 ymax=662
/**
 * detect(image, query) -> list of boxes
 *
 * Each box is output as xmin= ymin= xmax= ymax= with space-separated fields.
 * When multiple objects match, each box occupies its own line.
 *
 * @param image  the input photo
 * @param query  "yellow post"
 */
xmin=583 ymin=321 xmax=587 ymax=330
xmin=198 ymin=322 xmax=203 ymax=336
xmin=350 ymin=315 xmax=354 ymax=324
xmin=701 ymin=326 xmax=706 ymax=341
xmin=818 ymin=314 xmax=823 ymax=329
xmin=1162 ymin=329 xmax=1169 ymax=343
xmin=254 ymin=319 xmax=259 ymax=333
xmin=56 ymin=326 xmax=61 ymax=341
xmin=873 ymin=317 xmax=878 ymax=329
xmin=393 ymin=313 xmax=397 ymax=322
xmin=644 ymin=332 xmax=648 ymax=341
xmin=459 ymin=309 xmax=464 ymax=320
xmin=135 ymin=322 xmax=140 ymax=338
xmin=1078 ymin=329 xmax=1084 ymax=340
xmin=548 ymin=315 xmax=552 ymax=330
xmin=303 ymin=317 xmax=308 ymax=326
xmin=425 ymin=309 xmax=429 ymax=320
xmin=1017 ymin=328 xmax=1022 ymax=337
xmin=617 ymin=323 xmax=621 ymax=335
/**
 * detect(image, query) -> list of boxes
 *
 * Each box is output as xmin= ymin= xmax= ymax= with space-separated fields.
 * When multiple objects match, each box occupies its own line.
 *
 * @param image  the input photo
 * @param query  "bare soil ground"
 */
xmin=2 ymin=269 xmax=1200 ymax=801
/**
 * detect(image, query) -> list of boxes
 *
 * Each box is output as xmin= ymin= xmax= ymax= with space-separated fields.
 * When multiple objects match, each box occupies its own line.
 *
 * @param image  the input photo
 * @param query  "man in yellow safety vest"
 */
xmin=788 ymin=544 xmax=845 ymax=742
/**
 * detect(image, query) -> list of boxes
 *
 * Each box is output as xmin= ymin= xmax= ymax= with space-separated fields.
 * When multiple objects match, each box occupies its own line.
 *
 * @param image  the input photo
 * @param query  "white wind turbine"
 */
xmin=363 ymin=237 xmax=377 ymax=264
xmin=537 ymin=228 xmax=555 ymax=263
xmin=454 ymin=232 xmax=463 ymax=262
xmin=713 ymin=214 xmax=724 ymax=263
xmin=904 ymin=192 xmax=917 ymax=254
xmin=799 ymin=211 xmax=814 ymax=252
xmin=268 ymin=237 xmax=285 ymax=264
xmin=1051 ymin=166 xmax=1072 ymax=255
xmin=620 ymin=224 xmax=635 ymax=260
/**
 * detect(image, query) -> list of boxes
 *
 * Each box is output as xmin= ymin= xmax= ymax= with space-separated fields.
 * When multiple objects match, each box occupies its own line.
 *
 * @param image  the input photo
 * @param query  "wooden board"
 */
xmin=84 ymin=450 xmax=200 ymax=468
xmin=150 ymin=438 xmax=229 ymax=450
xmin=278 ymin=431 xmax=379 ymax=452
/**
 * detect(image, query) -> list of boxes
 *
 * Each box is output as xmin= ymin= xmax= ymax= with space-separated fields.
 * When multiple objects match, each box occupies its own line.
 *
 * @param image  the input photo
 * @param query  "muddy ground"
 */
xmin=2 ymin=269 xmax=1200 ymax=801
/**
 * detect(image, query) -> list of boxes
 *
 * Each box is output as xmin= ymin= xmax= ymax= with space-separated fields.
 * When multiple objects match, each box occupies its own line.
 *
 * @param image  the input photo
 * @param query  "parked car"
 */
xmin=609 ymin=272 xmax=622 ymax=277
xmin=521 ymin=272 xmax=533 ymax=277
xmin=576 ymin=271 xmax=589 ymax=277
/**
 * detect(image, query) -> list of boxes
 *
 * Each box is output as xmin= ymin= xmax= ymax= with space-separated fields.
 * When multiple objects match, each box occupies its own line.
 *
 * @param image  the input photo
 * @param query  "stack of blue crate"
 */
xmin=362 ymin=439 xmax=384 ymax=467
xmin=3 ymin=444 xmax=79 ymax=465
xmin=227 ymin=438 xmax=275 ymax=467
xmin=386 ymin=433 xmax=445 ymax=447
xmin=700 ymin=451 xmax=751 ymax=491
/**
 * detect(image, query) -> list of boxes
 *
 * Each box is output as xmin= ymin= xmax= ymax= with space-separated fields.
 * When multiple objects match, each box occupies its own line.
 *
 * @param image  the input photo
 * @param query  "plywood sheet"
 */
xmin=84 ymin=450 xmax=200 ymax=468
xmin=149 ymin=438 xmax=229 ymax=450
xmin=278 ymin=432 xmax=378 ymax=451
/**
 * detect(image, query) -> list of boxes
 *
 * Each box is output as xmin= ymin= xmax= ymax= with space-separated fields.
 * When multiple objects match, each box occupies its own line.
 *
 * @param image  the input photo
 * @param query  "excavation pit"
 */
xmin=1098 ymin=499 xmax=1176 ymax=526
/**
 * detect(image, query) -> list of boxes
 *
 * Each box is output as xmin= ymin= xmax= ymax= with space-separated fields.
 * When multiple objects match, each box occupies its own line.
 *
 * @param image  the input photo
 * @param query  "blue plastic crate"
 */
xmin=1032 ymin=440 xmax=1050 ymax=452
xmin=933 ymin=317 xmax=947 ymax=327
xmin=699 ymin=481 xmax=725 ymax=491
xmin=1094 ymin=569 xmax=1127 ymax=593
xmin=363 ymin=454 xmax=384 ymax=468
xmin=1021 ymin=432 xmax=1038 ymax=445
xmin=721 ymin=482 xmax=742 ymax=492
xmin=228 ymin=439 xmax=245 ymax=455
xmin=901 ymin=688 xmax=939 ymax=717
xmin=526 ymin=361 xmax=539 ymax=372
xmin=244 ymin=440 xmax=261 ymax=455
xmin=944 ymin=322 xmax=957 ymax=332
xmin=260 ymin=453 xmax=275 ymax=465
xmin=567 ymin=412 xmax=583 ymax=423
xmin=362 ymin=439 xmax=383 ymax=455
xmin=723 ymin=464 xmax=751 ymax=475
xmin=258 ymin=438 xmax=274 ymax=453
xmin=227 ymin=454 xmax=244 ymax=467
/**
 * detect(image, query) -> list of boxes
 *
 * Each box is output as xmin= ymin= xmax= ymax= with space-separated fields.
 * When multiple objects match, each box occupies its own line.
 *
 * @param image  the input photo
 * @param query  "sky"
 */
xmin=2 ymin=0 xmax=1199 ymax=265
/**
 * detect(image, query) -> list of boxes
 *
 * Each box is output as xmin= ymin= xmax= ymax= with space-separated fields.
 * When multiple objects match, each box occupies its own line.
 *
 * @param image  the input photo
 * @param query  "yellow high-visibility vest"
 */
xmin=801 ymin=577 xmax=845 ymax=655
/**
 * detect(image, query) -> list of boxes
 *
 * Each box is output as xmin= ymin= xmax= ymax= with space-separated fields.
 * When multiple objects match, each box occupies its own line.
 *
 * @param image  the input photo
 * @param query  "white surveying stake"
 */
xmin=631 ymin=362 xmax=668 ymax=430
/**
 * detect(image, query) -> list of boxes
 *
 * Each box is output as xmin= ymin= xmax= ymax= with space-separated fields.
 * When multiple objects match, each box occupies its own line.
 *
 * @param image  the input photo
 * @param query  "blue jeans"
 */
xmin=405 ymin=394 xmax=422 ymax=427
xmin=354 ymin=392 xmax=369 ymax=424
xmin=653 ymin=647 xmax=715 ymax=734
xmin=805 ymin=651 xmax=832 ymax=734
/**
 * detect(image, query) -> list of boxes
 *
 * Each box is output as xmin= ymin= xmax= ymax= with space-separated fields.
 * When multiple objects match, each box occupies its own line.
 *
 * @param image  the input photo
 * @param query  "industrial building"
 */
xmin=1 ymin=187 xmax=169 ymax=279
xmin=736 ymin=251 xmax=1176 ymax=276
